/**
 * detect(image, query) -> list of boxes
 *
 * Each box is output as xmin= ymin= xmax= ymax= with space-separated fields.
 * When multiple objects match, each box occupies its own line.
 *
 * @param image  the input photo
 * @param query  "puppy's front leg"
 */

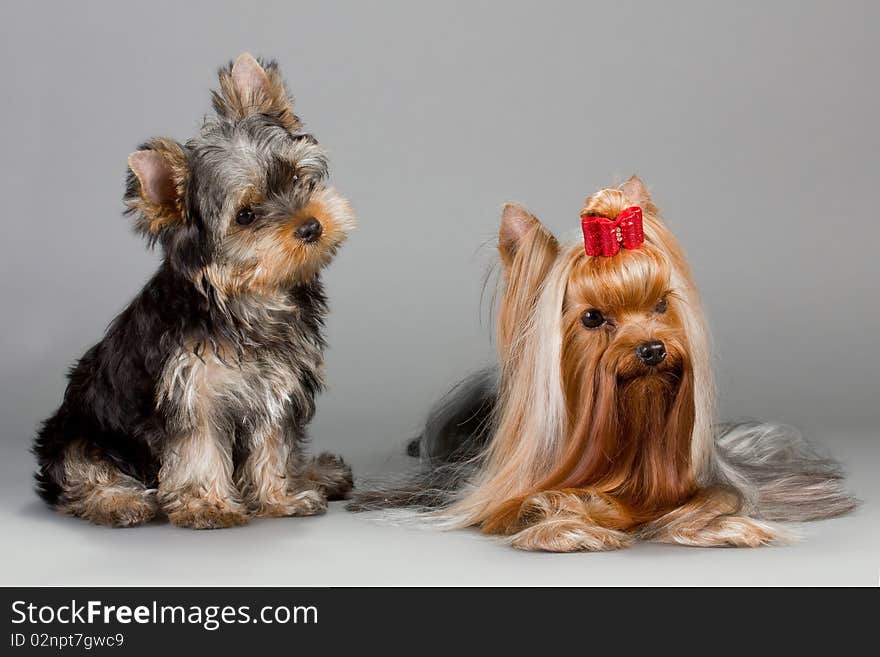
xmin=237 ymin=425 xmax=327 ymax=518
xmin=639 ymin=487 xmax=787 ymax=547
xmin=158 ymin=427 xmax=249 ymax=529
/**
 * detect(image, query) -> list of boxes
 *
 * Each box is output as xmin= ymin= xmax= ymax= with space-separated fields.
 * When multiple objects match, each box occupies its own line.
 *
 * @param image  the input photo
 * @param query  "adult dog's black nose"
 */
xmin=636 ymin=340 xmax=667 ymax=366
xmin=295 ymin=217 xmax=323 ymax=243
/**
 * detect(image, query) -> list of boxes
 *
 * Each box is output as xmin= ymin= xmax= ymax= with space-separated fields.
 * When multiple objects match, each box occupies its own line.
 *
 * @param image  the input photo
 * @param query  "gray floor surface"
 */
xmin=0 ymin=426 xmax=875 ymax=587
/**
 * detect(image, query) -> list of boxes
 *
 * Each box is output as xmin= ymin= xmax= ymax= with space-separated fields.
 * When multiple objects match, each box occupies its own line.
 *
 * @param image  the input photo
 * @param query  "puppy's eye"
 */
xmin=581 ymin=309 xmax=606 ymax=329
xmin=654 ymin=298 xmax=668 ymax=314
xmin=236 ymin=207 xmax=256 ymax=226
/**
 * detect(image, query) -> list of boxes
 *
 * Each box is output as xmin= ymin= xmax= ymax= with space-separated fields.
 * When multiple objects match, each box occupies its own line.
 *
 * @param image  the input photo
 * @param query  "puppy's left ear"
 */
xmin=213 ymin=53 xmax=301 ymax=130
xmin=622 ymin=175 xmax=658 ymax=215
xmin=125 ymin=139 xmax=189 ymax=237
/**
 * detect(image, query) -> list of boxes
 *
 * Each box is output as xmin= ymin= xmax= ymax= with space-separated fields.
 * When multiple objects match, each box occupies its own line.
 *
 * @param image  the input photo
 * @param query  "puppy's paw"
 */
xmin=506 ymin=520 xmax=633 ymax=553
xmin=101 ymin=490 xmax=159 ymax=528
xmin=62 ymin=489 xmax=159 ymax=528
xmin=302 ymin=452 xmax=353 ymax=500
xmin=167 ymin=498 xmax=249 ymax=530
xmin=253 ymin=489 xmax=328 ymax=518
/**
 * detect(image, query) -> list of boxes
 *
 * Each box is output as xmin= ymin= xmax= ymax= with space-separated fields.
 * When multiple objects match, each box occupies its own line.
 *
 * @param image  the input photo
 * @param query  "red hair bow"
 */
xmin=581 ymin=206 xmax=644 ymax=257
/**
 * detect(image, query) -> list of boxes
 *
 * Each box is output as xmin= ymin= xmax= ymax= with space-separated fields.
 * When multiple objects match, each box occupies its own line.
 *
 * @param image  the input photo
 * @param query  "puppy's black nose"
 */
xmin=636 ymin=340 xmax=667 ymax=366
xmin=295 ymin=217 xmax=323 ymax=243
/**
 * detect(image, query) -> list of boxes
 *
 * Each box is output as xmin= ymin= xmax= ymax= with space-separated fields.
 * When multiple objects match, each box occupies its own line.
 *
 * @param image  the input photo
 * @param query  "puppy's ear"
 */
xmin=213 ymin=53 xmax=301 ymax=130
xmin=497 ymin=204 xmax=559 ymax=355
xmin=622 ymin=175 xmax=658 ymax=214
xmin=125 ymin=139 xmax=188 ymax=237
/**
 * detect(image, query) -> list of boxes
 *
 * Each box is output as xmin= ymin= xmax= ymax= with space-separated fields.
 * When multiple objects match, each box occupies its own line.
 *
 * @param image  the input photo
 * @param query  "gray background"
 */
xmin=0 ymin=0 xmax=877 ymax=585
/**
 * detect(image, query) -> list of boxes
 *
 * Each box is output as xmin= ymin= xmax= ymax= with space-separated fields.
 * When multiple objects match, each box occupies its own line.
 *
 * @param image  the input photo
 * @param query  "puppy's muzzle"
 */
xmin=636 ymin=340 xmax=667 ymax=367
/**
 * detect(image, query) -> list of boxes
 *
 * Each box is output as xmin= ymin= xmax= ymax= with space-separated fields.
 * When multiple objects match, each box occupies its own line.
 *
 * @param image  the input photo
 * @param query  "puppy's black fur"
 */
xmin=34 ymin=273 xmax=326 ymax=504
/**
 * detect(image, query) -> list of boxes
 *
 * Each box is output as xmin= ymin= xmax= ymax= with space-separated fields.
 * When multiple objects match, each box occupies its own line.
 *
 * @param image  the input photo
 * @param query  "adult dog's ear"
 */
xmin=213 ymin=52 xmax=301 ymax=130
xmin=498 ymin=203 xmax=558 ymax=271
xmin=125 ymin=139 xmax=189 ymax=238
xmin=497 ymin=204 xmax=559 ymax=355
xmin=621 ymin=175 xmax=658 ymax=215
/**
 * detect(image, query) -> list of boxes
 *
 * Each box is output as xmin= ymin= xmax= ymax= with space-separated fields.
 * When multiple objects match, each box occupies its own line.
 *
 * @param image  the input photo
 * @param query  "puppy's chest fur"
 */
xmin=158 ymin=289 xmax=326 ymax=435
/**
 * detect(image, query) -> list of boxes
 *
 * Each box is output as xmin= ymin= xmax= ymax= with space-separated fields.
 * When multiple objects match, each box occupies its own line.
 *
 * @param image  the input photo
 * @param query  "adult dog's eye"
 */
xmin=581 ymin=309 xmax=606 ymax=329
xmin=654 ymin=298 xmax=668 ymax=314
xmin=236 ymin=207 xmax=256 ymax=226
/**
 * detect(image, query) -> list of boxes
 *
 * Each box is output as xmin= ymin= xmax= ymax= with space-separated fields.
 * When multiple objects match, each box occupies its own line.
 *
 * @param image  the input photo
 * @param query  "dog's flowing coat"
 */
xmin=33 ymin=54 xmax=355 ymax=528
xmin=350 ymin=177 xmax=855 ymax=551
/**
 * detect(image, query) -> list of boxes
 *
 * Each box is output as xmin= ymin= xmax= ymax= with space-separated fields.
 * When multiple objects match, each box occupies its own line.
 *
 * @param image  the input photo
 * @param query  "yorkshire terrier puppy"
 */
xmin=34 ymin=54 xmax=355 ymax=529
xmin=350 ymin=176 xmax=855 ymax=551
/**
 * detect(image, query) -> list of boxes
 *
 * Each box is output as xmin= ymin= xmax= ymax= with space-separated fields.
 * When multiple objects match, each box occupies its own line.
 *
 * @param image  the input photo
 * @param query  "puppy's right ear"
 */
xmin=125 ymin=139 xmax=188 ymax=238
xmin=497 ymin=204 xmax=559 ymax=355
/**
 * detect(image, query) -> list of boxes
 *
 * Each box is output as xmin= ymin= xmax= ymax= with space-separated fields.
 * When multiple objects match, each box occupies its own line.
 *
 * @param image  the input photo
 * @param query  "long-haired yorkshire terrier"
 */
xmin=350 ymin=176 xmax=856 ymax=551
xmin=33 ymin=54 xmax=355 ymax=529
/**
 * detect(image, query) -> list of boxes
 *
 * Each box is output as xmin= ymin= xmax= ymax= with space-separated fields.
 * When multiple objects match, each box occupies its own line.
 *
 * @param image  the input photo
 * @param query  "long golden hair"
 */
xmin=440 ymin=177 xmax=716 ymax=533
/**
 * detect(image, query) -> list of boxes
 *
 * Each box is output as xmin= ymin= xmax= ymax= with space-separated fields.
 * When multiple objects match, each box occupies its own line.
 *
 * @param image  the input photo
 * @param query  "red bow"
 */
xmin=581 ymin=206 xmax=644 ymax=257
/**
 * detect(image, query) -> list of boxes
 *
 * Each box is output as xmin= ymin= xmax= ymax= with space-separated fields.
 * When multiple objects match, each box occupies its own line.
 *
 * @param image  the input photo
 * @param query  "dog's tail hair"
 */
xmin=715 ymin=422 xmax=858 ymax=522
xmin=345 ymin=462 xmax=478 ymax=513
xmin=347 ymin=368 xmax=497 ymax=512
xmin=407 ymin=368 xmax=497 ymax=464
